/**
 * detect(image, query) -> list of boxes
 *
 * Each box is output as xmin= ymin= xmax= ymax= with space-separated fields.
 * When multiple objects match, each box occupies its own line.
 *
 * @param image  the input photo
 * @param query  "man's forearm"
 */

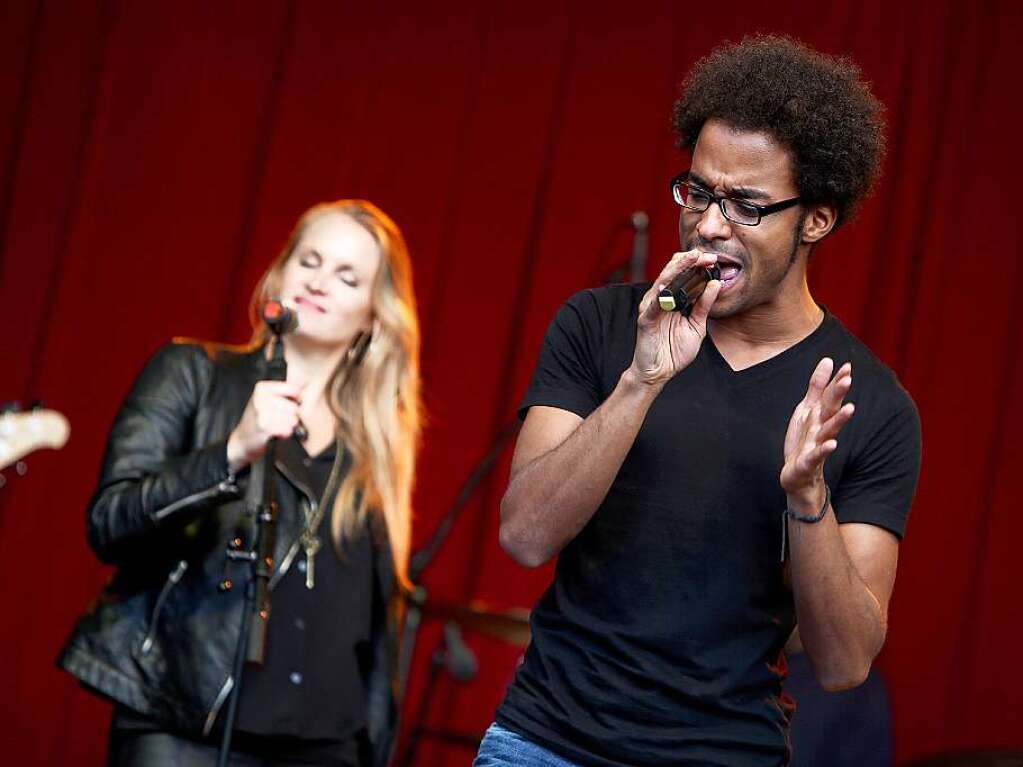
xmin=500 ymin=369 xmax=661 ymax=567
xmin=786 ymin=494 xmax=887 ymax=690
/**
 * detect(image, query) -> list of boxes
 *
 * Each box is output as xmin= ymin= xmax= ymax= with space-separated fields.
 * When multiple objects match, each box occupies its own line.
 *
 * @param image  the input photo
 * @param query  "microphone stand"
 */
xmin=395 ymin=212 xmax=651 ymax=763
xmin=628 ymin=210 xmax=649 ymax=283
xmin=601 ymin=210 xmax=649 ymax=284
xmin=408 ymin=417 xmax=523 ymax=584
xmin=216 ymin=330 xmax=287 ymax=767
xmin=406 ymin=208 xmax=651 ymax=588
xmin=397 ymin=417 xmax=521 ymax=700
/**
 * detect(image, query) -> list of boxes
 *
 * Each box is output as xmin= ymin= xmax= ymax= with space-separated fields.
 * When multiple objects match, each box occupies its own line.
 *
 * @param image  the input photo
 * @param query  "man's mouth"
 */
xmin=709 ymin=255 xmax=743 ymax=290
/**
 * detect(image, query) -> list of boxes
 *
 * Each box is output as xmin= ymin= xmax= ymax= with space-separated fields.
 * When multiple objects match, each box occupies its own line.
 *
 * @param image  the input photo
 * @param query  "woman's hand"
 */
xmin=226 ymin=379 xmax=306 ymax=471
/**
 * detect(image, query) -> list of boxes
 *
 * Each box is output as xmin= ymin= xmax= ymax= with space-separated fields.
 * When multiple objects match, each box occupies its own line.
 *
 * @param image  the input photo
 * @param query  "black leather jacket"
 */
xmin=58 ymin=341 xmax=398 ymax=766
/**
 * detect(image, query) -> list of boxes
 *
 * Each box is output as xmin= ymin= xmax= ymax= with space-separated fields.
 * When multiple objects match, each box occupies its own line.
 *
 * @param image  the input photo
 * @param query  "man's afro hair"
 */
xmin=672 ymin=34 xmax=886 ymax=227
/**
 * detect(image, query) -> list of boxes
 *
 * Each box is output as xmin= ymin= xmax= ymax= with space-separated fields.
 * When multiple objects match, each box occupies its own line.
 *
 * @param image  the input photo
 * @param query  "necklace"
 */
xmin=299 ymin=441 xmax=344 ymax=590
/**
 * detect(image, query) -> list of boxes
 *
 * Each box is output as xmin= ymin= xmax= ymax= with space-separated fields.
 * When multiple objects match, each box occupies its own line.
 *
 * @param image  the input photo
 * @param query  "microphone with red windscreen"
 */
xmin=262 ymin=298 xmax=298 ymax=336
xmin=261 ymin=298 xmax=307 ymax=441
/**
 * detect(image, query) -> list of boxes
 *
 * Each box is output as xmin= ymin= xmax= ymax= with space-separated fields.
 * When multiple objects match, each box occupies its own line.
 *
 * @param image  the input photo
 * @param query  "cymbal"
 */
xmin=414 ymin=595 xmax=531 ymax=648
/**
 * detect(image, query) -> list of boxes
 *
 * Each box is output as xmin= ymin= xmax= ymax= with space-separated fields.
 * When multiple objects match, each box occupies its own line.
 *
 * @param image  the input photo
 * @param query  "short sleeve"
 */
xmin=832 ymin=397 xmax=922 ymax=539
xmin=519 ymin=290 xmax=606 ymax=420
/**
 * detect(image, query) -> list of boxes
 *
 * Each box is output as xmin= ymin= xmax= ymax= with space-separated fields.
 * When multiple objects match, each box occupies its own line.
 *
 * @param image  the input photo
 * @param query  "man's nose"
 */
xmin=696 ymin=202 xmax=733 ymax=242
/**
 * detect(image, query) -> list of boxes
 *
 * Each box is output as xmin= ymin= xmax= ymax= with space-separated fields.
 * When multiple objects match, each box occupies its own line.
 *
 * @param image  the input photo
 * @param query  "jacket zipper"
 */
xmin=202 ymin=458 xmax=312 ymax=734
xmin=152 ymin=474 xmax=238 ymax=522
xmin=270 ymin=521 xmax=305 ymax=589
xmin=139 ymin=559 xmax=189 ymax=655
xmin=203 ymin=676 xmax=234 ymax=736
xmin=270 ymin=459 xmax=317 ymax=587
xmin=274 ymin=460 xmax=316 ymax=509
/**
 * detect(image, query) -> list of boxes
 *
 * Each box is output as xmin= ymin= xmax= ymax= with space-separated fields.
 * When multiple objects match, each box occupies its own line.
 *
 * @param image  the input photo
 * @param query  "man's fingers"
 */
xmin=796 ymin=401 xmax=853 ymax=453
xmin=652 ymin=250 xmax=717 ymax=290
xmin=688 ymin=279 xmax=721 ymax=326
xmin=819 ymin=376 xmax=851 ymax=421
xmin=638 ymin=289 xmax=663 ymax=324
xmin=641 ymin=250 xmax=717 ymax=324
xmin=802 ymin=404 xmax=820 ymax=442
xmin=786 ymin=404 xmax=814 ymax=456
xmin=821 ymin=364 xmax=852 ymax=412
xmin=809 ymin=440 xmax=838 ymax=467
xmin=650 ymin=252 xmax=687 ymax=290
xmin=817 ymin=402 xmax=855 ymax=443
xmin=797 ymin=439 xmax=838 ymax=476
xmin=802 ymin=357 xmax=834 ymax=406
xmin=787 ymin=364 xmax=850 ymax=484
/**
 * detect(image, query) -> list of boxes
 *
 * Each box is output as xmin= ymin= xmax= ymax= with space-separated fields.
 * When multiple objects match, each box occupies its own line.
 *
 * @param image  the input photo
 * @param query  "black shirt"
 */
xmin=235 ymin=437 xmax=376 ymax=743
xmin=496 ymin=284 xmax=921 ymax=767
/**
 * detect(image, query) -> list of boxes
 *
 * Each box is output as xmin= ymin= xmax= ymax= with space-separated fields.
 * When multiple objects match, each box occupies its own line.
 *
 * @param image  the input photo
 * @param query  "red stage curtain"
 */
xmin=1 ymin=1 xmax=1019 ymax=764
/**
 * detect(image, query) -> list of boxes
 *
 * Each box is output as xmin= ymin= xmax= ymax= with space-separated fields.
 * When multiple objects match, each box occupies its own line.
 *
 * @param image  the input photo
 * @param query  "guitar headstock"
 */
xmin=0 ymin=409 xmax=70 ymax=472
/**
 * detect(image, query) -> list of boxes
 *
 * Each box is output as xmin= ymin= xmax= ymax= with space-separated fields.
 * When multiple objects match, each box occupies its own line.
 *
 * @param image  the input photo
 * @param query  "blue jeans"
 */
xmin=473 ymin=723 xmax=582 ymax=767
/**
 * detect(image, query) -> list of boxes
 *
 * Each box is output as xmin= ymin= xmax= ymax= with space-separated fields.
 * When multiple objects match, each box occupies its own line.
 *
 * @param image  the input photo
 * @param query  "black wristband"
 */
xmin=780 ymin=484 xmax=831 ymax=562
xmin=785 ymin=483 xmax=831 ymax=523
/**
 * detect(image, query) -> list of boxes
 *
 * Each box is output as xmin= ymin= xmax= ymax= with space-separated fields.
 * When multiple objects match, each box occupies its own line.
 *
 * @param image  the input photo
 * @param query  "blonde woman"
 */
xmin=59 ymin=200 xmax=421 ymax=767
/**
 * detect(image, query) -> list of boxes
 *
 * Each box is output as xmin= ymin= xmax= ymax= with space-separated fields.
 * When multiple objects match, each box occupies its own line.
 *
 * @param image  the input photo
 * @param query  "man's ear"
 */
xmin=801 ymin=203 xmax=838 ymax=244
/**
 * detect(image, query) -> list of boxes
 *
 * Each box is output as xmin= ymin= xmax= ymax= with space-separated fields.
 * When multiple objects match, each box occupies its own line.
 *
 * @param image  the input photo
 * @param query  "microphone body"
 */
xmin=262 ymin=299 xmax=298 ymax=336
xmin=261 ymin=299 xmax=307 ymax=440
xmin=658 ymin=264 xmax=721 ymax=315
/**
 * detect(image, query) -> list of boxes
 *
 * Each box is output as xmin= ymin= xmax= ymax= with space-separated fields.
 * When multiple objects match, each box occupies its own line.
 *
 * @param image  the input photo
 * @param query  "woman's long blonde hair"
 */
xmin=248 ymin=200 xmax=421 ymax=589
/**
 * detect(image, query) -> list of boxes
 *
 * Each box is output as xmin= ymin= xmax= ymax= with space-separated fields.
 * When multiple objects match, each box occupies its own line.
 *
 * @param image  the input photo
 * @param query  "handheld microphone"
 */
xmin=260 ymin=299 xmax=307 ymax=441
xmin=262 ymin=298 xmax=298 ymax=336
xmin=658 ymin=264 xmax=721 ymax=315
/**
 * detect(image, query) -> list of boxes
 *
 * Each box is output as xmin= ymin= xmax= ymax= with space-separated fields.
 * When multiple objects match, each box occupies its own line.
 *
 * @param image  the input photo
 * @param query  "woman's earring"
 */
xmin=347 ymin=330 xmax=371 ymax=367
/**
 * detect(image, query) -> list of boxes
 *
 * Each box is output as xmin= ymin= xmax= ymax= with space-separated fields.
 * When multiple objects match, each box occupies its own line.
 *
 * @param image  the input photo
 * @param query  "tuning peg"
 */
xmin=15 ymin=461 xmax=27 ymax=476
xmin=1 ymin=402 xmax=21 ymax=414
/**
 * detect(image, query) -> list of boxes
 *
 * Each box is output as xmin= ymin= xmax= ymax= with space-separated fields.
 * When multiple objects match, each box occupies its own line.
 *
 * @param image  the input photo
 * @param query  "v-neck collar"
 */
xmin=703 ymin=307 xmax=836 ymax=383
xmin=274 ymin=437 xmax=337 ymax=502
xmin=295 ymin=437 xmax=337 ymax=464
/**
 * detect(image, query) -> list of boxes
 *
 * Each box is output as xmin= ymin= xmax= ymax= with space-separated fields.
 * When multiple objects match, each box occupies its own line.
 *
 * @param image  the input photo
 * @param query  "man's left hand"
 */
xmin=780 ymin=357 xmax=855 ymax=509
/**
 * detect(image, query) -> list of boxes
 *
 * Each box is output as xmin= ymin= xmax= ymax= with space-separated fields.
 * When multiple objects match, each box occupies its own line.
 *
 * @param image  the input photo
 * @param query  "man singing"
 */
xmin=474 ymin=35 xmax=921 ymax=767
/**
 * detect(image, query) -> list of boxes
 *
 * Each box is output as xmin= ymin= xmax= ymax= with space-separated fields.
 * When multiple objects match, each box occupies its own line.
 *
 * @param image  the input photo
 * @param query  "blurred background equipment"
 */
xmin=0 ymin=405 xmax=69 ymax=472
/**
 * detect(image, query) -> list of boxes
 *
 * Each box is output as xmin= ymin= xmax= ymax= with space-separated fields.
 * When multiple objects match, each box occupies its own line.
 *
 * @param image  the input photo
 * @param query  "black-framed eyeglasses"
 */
xmin=669 ymin=171 xmax=800 ymax=226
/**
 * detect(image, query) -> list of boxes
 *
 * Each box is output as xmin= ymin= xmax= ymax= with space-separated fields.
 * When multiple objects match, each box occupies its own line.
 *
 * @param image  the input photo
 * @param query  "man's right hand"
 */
xmin=629 ymin=250 xmax=721 ymax=388
xmin=226 ymin=380 xmax=306 ymax=471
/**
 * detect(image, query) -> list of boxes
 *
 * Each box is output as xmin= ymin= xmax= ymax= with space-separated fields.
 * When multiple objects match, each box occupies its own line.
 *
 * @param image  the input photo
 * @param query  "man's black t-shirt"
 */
xmin=495 ymin=284 xmax=921 ymax=767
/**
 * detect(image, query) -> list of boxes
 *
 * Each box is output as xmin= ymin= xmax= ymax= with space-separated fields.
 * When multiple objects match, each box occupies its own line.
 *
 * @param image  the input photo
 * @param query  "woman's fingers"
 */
xmin=251 ymin=382 xmax=303 ymax=438
xmin=256 ymin=380 xmax=305 ymax=403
